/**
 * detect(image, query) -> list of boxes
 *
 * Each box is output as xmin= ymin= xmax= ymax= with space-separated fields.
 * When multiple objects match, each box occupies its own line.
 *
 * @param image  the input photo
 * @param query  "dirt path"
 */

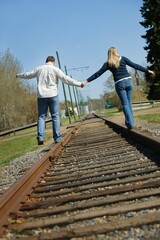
xmin=107 ymin=107 xmax=160 ymax=139
xmin=108 ymin=107 xmax=160 ymax=124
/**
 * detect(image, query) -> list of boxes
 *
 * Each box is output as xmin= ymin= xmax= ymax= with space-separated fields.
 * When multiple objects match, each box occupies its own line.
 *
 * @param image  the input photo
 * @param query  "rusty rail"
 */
xmin=0 ymin=114 xmax=160 ymax=239
xmin=0 ymin=121 xmax=81 ymax=236
xmin=94 ymin=113 xmax=160 ymax=155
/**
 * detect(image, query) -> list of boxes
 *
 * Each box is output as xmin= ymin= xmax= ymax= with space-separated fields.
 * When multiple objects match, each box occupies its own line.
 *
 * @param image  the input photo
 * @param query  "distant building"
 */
xmin=74 ymin=107 xmax=78 ymax=115
xmin=60 ymin=109 xmax=66 ymax=118
xmin=79 ymin=105 xmax=89 ymax=114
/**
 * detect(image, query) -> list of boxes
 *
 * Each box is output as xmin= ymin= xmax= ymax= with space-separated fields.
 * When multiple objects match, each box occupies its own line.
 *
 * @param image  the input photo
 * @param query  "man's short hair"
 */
xmin=46 ymin=56 xmax=55 ymax=63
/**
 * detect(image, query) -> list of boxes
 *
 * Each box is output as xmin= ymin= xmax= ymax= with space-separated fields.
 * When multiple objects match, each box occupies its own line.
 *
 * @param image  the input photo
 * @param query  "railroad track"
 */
xmin=0 ymin=114 xmax=160 ymax=239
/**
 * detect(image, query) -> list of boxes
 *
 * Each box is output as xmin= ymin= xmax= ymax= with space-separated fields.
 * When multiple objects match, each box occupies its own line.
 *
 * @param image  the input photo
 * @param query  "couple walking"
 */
xmin=17 ymin=47 xmax=154 ymax=144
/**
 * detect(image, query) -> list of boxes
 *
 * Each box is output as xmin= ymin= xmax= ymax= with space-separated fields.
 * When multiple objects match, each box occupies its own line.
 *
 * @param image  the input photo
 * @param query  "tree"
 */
xmin=140 ymin=0 xmax=160 ymax=99
xmin=103 ymin=74 xmax=121 ymax=110
xmin=130 ymin=71 xmax=148 ymax=102
xmin=0 ymin=49 xmax=37 ymax=131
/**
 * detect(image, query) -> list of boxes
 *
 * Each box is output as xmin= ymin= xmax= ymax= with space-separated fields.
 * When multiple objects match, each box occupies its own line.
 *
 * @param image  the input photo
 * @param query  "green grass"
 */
xmin=135 ymin=113 xmax=160 ymax=124
xmin=0 ymin=130 xmax=53 ymax=168
xmin=96 ymin=107 xmax=120 ymax=117
xmin=0 ymin=115 xmax=85 ymax=168
xmin=60 ymin=115 xmax=84 ymax=125
xmin=97 ymin=107 xmax=160 ymax=126
xmin=0 ymin=134 xmax=38 ymax=167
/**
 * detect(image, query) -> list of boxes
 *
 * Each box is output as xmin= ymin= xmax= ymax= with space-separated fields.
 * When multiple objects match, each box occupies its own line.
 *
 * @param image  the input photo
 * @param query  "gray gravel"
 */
xmin=0 ymin=140 xmax=54 ymax=196
xmin=0 ymin=119 xmax=160 ymax=240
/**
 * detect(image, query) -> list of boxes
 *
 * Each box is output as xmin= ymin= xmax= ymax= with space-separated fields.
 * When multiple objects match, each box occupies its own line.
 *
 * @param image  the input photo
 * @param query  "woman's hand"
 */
xmin=148 ymin=70 xmax=155 ymax=75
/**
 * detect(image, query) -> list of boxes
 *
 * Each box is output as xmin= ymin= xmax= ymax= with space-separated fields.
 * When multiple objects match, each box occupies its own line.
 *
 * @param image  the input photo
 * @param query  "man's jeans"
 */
xmin=37 ymin=96 xmax=62 ymax=143
xmin=115 ymin=79 xmax=134 ymax=127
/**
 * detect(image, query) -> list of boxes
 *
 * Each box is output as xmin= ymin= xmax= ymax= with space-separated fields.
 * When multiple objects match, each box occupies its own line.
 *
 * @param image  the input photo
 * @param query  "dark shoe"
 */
xmin=38 ymin=140 xmax=44 ymax=145
xmin=127 ymin=126 xmax=133 ymax=130
xmin=36 ymin=137 xmax=44 ymax=145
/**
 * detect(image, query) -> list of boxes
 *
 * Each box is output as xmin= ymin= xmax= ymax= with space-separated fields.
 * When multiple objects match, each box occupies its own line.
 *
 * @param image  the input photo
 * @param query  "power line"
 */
xmin=67 ymin=66 xmax=89 ymax=71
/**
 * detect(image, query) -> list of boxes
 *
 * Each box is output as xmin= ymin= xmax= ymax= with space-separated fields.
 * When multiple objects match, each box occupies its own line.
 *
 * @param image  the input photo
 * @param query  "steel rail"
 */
xmin=0 ymin=119 xmax=53 ymax=137
xmin=0 ymin=121 xmax=81 ymax=236
xmin=94 ymin=113 xmax=160 ymax=155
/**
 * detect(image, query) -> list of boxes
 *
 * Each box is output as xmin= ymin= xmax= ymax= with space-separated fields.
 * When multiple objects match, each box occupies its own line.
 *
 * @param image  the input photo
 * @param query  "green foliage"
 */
xmin=140 ymin=0 xmax=160 ymax=99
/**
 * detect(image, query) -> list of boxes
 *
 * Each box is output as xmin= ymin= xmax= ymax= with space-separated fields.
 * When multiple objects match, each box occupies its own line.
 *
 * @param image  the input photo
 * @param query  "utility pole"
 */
xmin=56 ymin=51 xmax=71 ymax=124
xmin=66 ymin=66 xmax=89 ymax=117
xmin=64 ymin=66 xmax=76 ymax=121
xmin=72 ymin=85 xmax=80 ymax=118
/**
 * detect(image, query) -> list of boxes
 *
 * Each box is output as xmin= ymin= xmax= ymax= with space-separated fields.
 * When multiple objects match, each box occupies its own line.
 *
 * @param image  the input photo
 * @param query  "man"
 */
xmin=16 ymin=56 xmax=83 ymax=145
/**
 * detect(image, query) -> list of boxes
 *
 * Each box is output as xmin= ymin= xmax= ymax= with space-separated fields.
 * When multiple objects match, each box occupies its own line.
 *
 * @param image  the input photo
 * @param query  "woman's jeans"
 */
xmin=37 ymin=95 xmax=62 ymax=143
xmin=115 ymin=79 xmax=134 ymax=128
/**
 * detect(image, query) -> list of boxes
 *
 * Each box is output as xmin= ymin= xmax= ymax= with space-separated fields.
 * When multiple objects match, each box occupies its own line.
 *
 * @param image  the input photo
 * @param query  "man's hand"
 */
xmin=81 ymin=80 xmax=88 ymax=88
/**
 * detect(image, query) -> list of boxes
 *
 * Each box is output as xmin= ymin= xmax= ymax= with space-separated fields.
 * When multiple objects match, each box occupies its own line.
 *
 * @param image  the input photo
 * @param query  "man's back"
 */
xmin=36 ymin=63 xmax=59 ymax=98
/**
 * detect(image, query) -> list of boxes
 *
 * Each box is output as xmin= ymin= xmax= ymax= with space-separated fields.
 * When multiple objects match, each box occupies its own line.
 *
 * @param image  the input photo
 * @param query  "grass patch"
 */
xmin=60 ymin=115 xmax=84 ymax=125
xmin=97 ymin=108 xmax=120 ymax=117
xmin=135 ymin=113 xmax=160 ymax=124
xmin=0 ymin=131 xmax=53 ymax=168
xmin=0 ymin=134 xmax=38 ymax=167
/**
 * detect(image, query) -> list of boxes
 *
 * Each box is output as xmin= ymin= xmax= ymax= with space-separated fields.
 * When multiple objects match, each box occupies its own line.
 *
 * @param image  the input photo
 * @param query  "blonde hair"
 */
xmin=107 ymin=47 xmax=120 ymax=68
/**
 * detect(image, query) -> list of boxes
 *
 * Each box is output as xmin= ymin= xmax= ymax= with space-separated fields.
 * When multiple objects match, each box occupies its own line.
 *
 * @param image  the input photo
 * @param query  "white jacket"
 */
xmin=17 ymin=62 xmax=82 ymax=98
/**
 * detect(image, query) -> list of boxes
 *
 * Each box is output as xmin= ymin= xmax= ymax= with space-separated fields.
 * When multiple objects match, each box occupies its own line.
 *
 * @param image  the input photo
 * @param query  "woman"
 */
xmin=82 ymin=47 xmax=154 ymax=129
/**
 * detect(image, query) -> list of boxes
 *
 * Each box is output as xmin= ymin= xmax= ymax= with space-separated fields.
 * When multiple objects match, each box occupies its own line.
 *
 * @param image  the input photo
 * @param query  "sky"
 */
xmin=0 ymin=0 xmax=148 ymax=102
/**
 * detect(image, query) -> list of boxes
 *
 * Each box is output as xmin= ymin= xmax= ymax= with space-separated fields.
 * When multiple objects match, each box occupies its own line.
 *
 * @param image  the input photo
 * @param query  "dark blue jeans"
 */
xmin=37 ymin=95 xmax=62 ymax=143
xmin=115 ymin=79 xmax=134 ymax=128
